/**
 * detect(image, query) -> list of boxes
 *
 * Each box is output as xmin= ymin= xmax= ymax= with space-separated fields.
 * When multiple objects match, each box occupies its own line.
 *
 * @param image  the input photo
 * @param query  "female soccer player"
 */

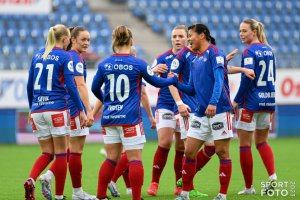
xmin=24 ymin=24 xmax=87 ymax=200
xmin=233 ymin=19 xmax=277 ymax=195
xmin=147 ymin=25 xmax=187 ymax=197
xmin=174 ymin=23 xmax=233 ymax=200
xmin=93 ymin=46 xmax=157 ymax=198
xmin=40 ymin=26 xmax=96 ymax=200
xmin=91 ymin=25 xmax=178 ymax=200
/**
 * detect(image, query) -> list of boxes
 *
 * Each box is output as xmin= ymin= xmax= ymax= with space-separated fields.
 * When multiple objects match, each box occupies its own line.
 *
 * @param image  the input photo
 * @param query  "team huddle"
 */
xmin=24 ymin=19 xmax=276 ymax=200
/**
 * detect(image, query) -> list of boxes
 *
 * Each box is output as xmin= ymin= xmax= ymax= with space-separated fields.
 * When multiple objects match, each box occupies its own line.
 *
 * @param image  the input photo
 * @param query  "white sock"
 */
xmin=55 ymin=195 xmax=64 ymax=199
xmin=28 ymin=177 xmax=35 ymax=185
xmin=218 ymin=193 xmax=227 ymax=198
xmin=73 ymin=187 xmax=83 ymax=194
xmin=181 ymin=190 xmax=189 ymax=197
xmin=45 ymin=170 xmax=54 ymax=179
xmin=269 ymin=173 xmax=277 ymax=181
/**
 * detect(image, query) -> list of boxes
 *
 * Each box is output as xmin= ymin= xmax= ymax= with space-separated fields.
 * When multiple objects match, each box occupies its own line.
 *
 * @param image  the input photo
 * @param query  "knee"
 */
xmin=184 ymin=149 xmax=196 ymax=159
xmin=215 ymin=148 xmax=229 ymax=160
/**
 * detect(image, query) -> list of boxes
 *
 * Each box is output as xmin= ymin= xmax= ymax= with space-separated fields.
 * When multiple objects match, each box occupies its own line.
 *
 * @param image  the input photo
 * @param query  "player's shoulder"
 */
xmin=157 ymin=49 xmax=173 ymax=59
xmin=208 ymin=44 xmax=221 ymax=55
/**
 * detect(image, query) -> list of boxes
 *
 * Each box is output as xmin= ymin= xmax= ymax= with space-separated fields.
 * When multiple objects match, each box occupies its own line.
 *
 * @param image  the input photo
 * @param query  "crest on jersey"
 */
xmin=255 ymin=50 xmax=263 ymax=57
xmin=216 ymin=56 xmax=224 ymax=65
xmin=244 ymin=57 xmax=253 ymax=65
xmin=76 ymin=62 xmax=84 ymax=73
xmin=147 ymin=65 xmax=154 ymax=76
xmin=67 ymin=61 xmax=74 ymax=72
xmin=104 ymin=63 xmax=113 ymax=70
xmin=171 ymin=58 xmax=180 ymax=70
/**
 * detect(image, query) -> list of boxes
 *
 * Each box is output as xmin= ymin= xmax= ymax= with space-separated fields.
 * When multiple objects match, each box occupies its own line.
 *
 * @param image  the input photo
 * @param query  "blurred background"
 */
xmin=0 ymin=0 xmax=299 ymax=144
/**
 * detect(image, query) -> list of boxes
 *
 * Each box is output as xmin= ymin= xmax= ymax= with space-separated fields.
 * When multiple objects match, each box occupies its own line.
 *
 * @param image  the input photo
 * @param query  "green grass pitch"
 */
xmin=0 ymin=137 xmax=299 ymax=199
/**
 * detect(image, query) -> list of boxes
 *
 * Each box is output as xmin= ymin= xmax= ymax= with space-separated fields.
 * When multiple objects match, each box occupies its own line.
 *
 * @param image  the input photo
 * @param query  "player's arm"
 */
xmin=26 ymin=62 xmax=34 ymax=109
xmin=174 ymin=72 xmax=195 ymax=96
xmin=234 ymin=54 xmax=255 ymax=105
xmin=141 ymin=64 xmax=178 ymax=88
xmin=74 ymin=75 xmax=94 ymax=127
xmin=91 ymin=66 xmax=104 ymax=102
xmin=93 ymin=99 xmax=103 ymax=118
xmin=169 ymin=77 xmax=190 ymax=117
xmin=228 ymin=65 xmax=255 ymax=80
xmin=141 ymin=85 xmax=156 ymax=129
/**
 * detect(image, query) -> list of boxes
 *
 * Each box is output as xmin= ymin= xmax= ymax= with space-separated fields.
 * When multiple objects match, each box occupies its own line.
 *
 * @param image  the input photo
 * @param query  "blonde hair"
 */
xmin=173 ymin=25 xmax=188 ymax=36
xmin=242 ymin=19 xmax=271 ymax=47
xmin=42 ymin=24 xmax=70 ymax=60
xmin=112 ymin=25 xmax=132 ymax=53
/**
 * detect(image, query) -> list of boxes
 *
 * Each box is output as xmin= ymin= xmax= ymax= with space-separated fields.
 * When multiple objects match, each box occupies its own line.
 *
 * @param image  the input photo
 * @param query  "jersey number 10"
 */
xmin=107 ymin=74 xmax=130 ymax=102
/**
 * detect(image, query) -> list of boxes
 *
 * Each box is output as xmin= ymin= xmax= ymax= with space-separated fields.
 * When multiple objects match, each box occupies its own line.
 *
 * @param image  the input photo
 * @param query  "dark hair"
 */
xmin=66 ymin=26 xmax=87 ymax=51
xmin=112 ymin=25 xmax=132 ymax=53
xmin=188 ymin=23 xmax=216 ymax=45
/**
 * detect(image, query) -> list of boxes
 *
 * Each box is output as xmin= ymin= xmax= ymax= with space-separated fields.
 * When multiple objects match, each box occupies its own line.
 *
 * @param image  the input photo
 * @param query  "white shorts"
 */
xmin=175 ymin=113 xmax=194 ymax=140
xmin=68 ymin=115 xmax=89 ymax=137
xmin=187 ymin=112 xmax=233 ymax=142
xmin=236 ymin=108 xmax=272 ymax=131
xmin=155 ymin=109 xmax=180 ymax=132
xmin=102 ymin=122 xmax=146 ymax=150
xmin=30 ymin=110 xmax=70 ymax=140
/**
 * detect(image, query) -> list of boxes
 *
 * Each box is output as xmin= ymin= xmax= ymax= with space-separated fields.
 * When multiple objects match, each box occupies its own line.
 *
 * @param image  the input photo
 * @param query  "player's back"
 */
xmin=99 ymin=54 xmax=147 ymax=125
xmin=31 ymin=47 xmax=73 ymax=112
xmin=242 ymin=43 xmax=276 ymax=111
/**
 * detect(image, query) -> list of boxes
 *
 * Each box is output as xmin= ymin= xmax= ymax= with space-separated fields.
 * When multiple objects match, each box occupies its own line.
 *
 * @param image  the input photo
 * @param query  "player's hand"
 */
xmin=150 ymin=116 xmax=156 ymax=129
xmin=226 ymin=49 xmax=238 ymax=62
xmin=152 ymin=64 xmax=168 ymax=74
xmin=233 ymin=101 xmax=239 ymax=120
xmin=79 ymin=110 xmax=88 ymax=129
xmin=243 ymin=68 xmax=255 ymax=80
xmin=178 ymin=104 xmax=190 ymax=118
xmin=27 ymin=112 xmax=31 ymax=124
xmin=205 ymin=105 xmax=216 ymax=118
xmin=86 ymin=110 xmax=94 ymax=127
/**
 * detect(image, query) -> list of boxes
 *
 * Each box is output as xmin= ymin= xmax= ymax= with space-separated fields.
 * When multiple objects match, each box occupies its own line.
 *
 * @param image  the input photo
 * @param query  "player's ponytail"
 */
xmin=43 ymin=26 xmax=56 ymax=60
xmin=243 ymin=19 xmax=272 ymax=48
xmin=112 ymin=25 xmax=132 ymax=53
xmin=42 ymin=24 xmax=70 ymax=60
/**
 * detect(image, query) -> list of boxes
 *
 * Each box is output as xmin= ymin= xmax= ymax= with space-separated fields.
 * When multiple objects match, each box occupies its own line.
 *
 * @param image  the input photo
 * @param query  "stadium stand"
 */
xmin=128 ymin=0 xmax=300 ymax=68
xmin=0 ymin=0 xmax=112 ymax=69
